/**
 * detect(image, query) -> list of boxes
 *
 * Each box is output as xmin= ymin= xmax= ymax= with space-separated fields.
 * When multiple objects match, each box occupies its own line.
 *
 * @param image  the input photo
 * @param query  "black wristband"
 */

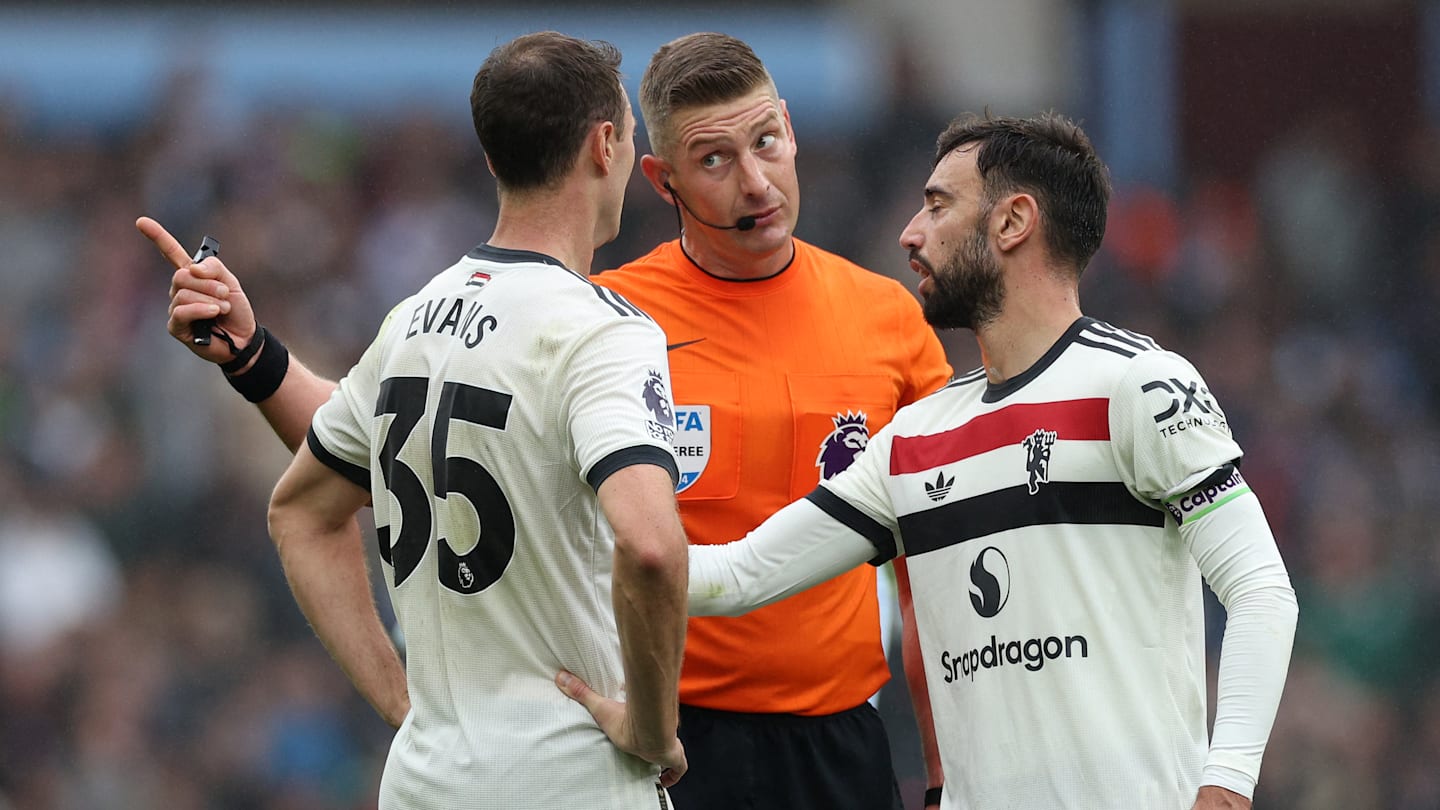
xmin=224 ymin=326 xmax=290 ymax=403
xmin=219 ymin=326 xmax=267 ymax=374
xmin=924 ymin=786 xmax=943 ymax=806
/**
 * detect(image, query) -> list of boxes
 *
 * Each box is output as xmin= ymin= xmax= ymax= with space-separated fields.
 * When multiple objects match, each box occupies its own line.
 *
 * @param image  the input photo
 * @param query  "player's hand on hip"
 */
xmin=136 ymin=216 xmax=259 ymax=363
xmin=555 ymin=670 xmax=687 ymax=787
xmin=1191 ymin=785 xmax=1251 ymax=809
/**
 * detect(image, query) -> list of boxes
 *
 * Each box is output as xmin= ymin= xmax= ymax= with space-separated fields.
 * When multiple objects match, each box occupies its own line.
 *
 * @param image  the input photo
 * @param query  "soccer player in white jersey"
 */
xmin=588 ymin=112 xmax=1295 ymax=809
xmin=220 ymin=32 xmax=687 ymax=809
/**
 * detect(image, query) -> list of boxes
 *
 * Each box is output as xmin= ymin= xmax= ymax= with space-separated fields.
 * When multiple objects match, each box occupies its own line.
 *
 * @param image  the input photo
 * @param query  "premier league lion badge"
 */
xmin=816 ymin=411 xmax=869 ymax=479
xmin=642 ymin=370 xmax=676 ymax=443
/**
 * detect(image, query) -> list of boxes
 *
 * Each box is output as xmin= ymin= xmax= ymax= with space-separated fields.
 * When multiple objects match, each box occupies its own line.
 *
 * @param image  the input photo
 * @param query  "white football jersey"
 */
xmin=309 ymin=244 xmax=679 ymax=810
xmin=820 ymin=317 xmax=1243 ymax=809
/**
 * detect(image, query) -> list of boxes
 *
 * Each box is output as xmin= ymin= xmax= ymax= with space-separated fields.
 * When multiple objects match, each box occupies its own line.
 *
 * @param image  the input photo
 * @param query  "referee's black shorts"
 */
xmin=666 ymin=700 xmax=904 ymax=810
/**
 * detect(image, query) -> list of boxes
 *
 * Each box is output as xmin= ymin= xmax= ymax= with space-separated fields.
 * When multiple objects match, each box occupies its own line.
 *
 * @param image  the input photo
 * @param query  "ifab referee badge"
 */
xmin=671 ymin=405 xmax=711 ymax=493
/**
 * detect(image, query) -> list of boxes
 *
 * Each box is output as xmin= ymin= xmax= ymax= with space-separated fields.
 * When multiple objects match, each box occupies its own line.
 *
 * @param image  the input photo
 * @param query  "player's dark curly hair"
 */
xmin=935 ymin=112 xmax=1111 ymax=274
xmin=470 ymin=31 xmax=626 ymax=191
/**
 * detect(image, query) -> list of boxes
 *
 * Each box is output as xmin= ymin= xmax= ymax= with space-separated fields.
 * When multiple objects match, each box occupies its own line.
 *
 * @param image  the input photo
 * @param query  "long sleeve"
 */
xmin=688 ymin=497 xmax=880 ymax=617
xmin=1178 ymin=473 xmax=1298 ymax=798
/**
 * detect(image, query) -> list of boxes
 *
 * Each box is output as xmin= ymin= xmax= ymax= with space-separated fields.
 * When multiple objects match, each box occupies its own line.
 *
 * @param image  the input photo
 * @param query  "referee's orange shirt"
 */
xmin=597 ymin=238 xmax=951 ymax=716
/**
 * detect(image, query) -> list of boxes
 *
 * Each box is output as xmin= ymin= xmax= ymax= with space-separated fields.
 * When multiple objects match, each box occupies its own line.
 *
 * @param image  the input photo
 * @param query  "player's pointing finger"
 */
xmin=135 ymin=216 xmax=194 ymax=270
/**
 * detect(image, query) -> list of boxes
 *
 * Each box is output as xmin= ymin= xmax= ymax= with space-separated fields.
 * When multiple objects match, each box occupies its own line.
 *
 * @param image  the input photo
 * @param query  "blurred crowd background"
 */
xmin=2 ymin=1 xmax=1438 ymax=808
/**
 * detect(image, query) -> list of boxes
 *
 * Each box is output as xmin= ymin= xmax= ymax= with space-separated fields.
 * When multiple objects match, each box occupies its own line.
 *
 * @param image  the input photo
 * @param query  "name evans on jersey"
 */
xmin=404 ymin=295 xmax=499 ymax=348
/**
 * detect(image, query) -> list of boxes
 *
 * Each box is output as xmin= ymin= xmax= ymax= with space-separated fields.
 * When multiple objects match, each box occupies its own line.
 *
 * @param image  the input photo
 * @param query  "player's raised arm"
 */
xmin=136 ymin=216 xmax=254 ymax=356
xmin=136 ymin=215 xmax=338 ymax=452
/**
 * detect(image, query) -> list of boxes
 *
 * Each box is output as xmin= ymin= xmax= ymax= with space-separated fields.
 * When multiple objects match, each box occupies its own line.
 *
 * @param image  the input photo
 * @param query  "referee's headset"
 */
xmin=662 ymin=180 xmax=757 ymax=232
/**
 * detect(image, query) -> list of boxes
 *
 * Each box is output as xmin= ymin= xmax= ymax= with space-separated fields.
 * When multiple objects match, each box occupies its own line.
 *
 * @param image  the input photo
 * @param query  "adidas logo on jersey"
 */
xmin=924 ymin=470 xmax=954 ymax=502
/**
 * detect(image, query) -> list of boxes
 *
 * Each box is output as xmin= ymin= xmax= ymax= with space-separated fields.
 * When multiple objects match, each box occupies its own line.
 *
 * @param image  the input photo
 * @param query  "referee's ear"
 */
xmin=641 ymin=154 xmax=673 ymax=204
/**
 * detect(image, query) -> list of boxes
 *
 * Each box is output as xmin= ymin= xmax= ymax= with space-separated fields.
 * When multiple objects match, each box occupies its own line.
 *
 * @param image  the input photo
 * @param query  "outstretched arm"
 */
xmin=137 ymin=216 xmax=337 ymax=451
xmin=563 ymin=482 xmax=880 ymax=782
xmin=688 ymin=495 xmax=881 ymax=617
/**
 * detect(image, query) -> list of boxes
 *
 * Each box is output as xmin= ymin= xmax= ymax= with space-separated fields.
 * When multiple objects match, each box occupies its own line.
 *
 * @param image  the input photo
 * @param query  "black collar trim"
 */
xmin=468 ymin=243 xmax=570 ymax=270
xmin=678 ymin=238 xmax=796 ymax=283
xmin=981 ymin=316 xmax=1093 ymax=403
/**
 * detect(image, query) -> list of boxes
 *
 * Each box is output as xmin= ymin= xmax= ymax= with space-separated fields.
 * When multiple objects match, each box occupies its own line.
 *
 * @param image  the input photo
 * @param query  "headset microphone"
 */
xmin=664 ymin=182 xmax=757 ymax=232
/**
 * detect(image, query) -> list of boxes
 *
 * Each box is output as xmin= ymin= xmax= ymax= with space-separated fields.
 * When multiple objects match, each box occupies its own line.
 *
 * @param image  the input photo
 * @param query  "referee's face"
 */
xmin=665 ymin=87 xmax=800 ymax=257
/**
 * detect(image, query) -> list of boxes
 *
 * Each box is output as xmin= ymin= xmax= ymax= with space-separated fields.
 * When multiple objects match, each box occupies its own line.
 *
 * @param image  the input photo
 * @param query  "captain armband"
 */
xmin=1163 ymin=463 xmax=1250 ymax=526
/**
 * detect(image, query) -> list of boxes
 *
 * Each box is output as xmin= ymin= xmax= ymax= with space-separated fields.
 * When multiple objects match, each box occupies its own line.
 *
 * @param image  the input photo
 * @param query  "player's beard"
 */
xmin=921 ymin=217 xmax=1005 ymax=331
